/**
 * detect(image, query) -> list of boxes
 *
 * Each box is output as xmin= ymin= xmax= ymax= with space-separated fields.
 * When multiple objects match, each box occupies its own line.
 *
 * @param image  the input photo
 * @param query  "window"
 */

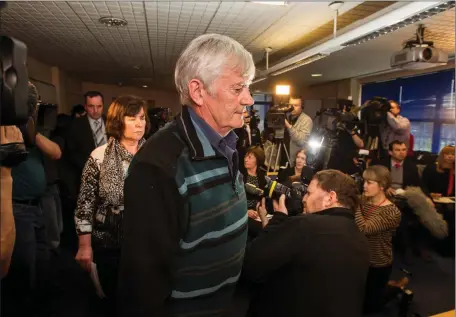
xmin=411 ymin=122 xmax=434 ymax=152
xmin=439 ymin=123 xmax=455 ymax=152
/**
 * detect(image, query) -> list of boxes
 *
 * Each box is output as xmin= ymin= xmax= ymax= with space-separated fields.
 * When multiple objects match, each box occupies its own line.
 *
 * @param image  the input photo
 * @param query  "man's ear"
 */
xmin=388 ymin=150 xmax=393 ymax=157
xmin=188 ymin=79 xmax=205 ymax=107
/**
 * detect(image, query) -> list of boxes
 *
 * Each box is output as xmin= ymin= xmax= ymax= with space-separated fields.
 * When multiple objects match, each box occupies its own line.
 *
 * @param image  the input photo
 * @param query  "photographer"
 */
xmin=284 ymin=96 xmax=312 ymax=165
xmin=380 ymin=101 xmax=410 ymax=156
xmin=327 ymin=103 xmax=364 ymax=175
xmin=243 ymin=170 xmax=369 ymax=317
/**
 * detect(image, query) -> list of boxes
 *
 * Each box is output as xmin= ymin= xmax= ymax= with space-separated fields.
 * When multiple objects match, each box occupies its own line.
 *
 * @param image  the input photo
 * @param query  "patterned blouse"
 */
xmin=75 ymin=138 xmax=143 ymax=249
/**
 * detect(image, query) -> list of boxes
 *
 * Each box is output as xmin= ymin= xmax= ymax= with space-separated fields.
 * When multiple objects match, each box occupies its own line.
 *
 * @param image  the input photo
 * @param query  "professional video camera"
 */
xmin=360 ymin=96 xmax=391 ymax=153
xmin=307 ymin=99 xmax=362 ymax=171
xmin=264 ymin=104 xmax=294 ymax=172
xmin=245 ymin=176 xmax=307 ymax=216
xmin=1 ymin=36 xmax=33 ymax=167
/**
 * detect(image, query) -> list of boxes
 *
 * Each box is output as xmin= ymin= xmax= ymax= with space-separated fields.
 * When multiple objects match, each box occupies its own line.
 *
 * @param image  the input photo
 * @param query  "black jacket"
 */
xmin=374 ymin=156 xmax=423 ymax=190
xmin=62 ymin=115 xmax=104 ymax=199
xmin=243 ymin=208 xmax=370 ymax=317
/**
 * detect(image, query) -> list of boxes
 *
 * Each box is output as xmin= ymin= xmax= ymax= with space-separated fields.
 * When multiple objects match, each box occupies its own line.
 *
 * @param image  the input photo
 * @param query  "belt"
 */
xmin=13 ymin=198 xmax=41 ymax=206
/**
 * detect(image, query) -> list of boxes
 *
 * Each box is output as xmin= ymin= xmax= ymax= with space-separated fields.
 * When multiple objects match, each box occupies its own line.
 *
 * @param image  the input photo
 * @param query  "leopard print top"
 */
xmin=74 ymin=138 xmax=144 ymax=249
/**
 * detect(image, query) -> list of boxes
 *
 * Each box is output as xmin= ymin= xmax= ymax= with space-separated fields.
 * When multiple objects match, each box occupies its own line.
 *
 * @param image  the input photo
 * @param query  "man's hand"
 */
xmin=386 ymin=188 xmax=396 ymax=197
xmin=256 ymin=198 xmax=269 ymax=227
xmin=284 ymin=119 xmax=292 ymax=129
xmin=272 ymin=194 xmax=288 ymax=215
xmin=0 ymin=126 xmax=23 ymax=145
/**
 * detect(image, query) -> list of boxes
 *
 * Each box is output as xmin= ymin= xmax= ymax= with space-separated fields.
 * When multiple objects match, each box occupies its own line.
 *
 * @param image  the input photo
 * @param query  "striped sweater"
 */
xmin=355 ymin=203 xmax=401 ymax=267
xmin=118 ymin=106 xmax=248 ymax=317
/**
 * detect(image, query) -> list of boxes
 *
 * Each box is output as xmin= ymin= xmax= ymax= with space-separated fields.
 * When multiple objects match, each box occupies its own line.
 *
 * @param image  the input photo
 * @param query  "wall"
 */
xmin=26 ymin=55 xmax=180 ymax=115
xmin=81 ymin=82 xmax=180 ymax=114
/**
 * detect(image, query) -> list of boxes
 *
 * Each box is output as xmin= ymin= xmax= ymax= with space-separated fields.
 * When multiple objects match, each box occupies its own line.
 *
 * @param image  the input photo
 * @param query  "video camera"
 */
xmin=265 ymin=104 xmax=293 ymax=130
xmin=360 ymin=96 xmax=391 ymax=126
xmin=245 ymin=176 xmax=307 ymax=216
xmin=1 ymin=36 xmax=34 ymax=167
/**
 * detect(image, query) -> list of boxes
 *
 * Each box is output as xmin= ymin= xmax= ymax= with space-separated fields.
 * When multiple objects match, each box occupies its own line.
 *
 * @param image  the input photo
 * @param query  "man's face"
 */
xmin=289 ymin=98 xmax=302 ymax=116
xmin=389 ymin=143 xmax=407 ymax=162
xmin=303 ymin=179 xmax=334 ymax=213
xmin=200 ymin=68 xmax=254 ymax=136
xmin=85 ymin=96 xmax=104 ymax=120
xmin=243 ymin=108 xmax=251 ymax=125
xmin=389 ymin=102 xmax=400 ymax=116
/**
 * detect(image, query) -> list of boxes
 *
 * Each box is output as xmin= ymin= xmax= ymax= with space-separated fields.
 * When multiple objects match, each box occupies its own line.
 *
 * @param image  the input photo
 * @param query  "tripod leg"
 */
xmin=282 ymin=142 xmax=291 ymax=168
xmin=266 ymin=143 xmax=276 ymax=174
xmin=274 ymin=143 xmax=281 ymax=172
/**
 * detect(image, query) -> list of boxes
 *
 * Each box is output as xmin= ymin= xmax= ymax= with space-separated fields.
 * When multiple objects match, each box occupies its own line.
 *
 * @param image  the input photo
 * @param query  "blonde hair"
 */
xmin=362 ymin=165 xmax=391 ymax=191
xmin=437 ymin=145 xmax=455 ymax=172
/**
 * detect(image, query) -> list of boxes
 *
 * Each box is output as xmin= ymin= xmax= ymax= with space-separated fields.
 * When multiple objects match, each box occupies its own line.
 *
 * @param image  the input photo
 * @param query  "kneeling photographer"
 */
xmin=243 ymin=170 xmax=370 ymax=317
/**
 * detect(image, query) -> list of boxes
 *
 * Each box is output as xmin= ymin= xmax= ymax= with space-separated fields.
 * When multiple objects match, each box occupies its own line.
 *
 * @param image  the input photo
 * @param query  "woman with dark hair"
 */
xmin=278 ymin=149 xmax=314 ymax=186
xmin=355 ymin=165 xmax=407 ymax=314
xmin=74 ymin=95 xmax=149 ymax=313
xmin=422 ymin=145 xmax=455 ymax=198
xmin=242 ymin=146 xmax=267 ymax=238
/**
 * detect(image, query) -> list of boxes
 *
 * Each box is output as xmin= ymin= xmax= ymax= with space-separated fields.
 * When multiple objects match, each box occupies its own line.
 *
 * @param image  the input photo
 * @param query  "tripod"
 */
xmin=265 ymin=128 xmax=291 ymax=175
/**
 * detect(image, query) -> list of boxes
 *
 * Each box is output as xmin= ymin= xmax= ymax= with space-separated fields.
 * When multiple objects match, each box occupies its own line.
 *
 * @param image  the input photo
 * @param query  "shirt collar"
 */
xmin=391 ymin=159 xmax=404 ymax=167
xmin=187 ymin=107 xmax=238 ymax=156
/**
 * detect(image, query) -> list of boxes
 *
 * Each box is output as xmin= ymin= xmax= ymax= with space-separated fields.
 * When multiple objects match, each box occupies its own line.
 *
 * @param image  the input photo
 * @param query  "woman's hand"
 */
xmin=248 ymin=209 xmax=259 ymax=220
xmin=75 ymin=245 xmax=93 ymax=272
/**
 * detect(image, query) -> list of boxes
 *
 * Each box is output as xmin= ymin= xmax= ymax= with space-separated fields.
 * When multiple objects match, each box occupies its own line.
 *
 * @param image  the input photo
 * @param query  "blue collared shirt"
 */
xmin=188 ymin=107 xmax=239 ymax=179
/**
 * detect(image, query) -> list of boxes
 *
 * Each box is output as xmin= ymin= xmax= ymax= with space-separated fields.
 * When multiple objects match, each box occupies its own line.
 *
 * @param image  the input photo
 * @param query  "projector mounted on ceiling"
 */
xmin=391 ymin=24 xmax=448 ymax=70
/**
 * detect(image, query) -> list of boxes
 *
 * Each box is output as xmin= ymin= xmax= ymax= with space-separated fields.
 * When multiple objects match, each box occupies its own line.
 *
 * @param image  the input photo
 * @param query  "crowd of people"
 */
xmin=0 ymin=33 xmax=454 ymax=317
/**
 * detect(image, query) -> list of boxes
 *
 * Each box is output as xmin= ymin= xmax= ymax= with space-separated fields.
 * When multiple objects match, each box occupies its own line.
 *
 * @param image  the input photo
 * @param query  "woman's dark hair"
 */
xmin=245 ymin=145 xmax=265 ymax=168
xmin=105 ymin=95 xmax=150 ymax=140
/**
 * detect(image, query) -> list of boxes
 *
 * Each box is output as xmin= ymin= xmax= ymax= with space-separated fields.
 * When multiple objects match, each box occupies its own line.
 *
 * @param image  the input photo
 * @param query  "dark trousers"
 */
xmin=363 ymin=265 xmax=401 ymax=314
xmin=91 ymin=248 xmax=121 ymax=317
xmin=41 ymin=184 xmax=63 ymax=249
xmin=1 ymin=203 xmax=50 ymax=317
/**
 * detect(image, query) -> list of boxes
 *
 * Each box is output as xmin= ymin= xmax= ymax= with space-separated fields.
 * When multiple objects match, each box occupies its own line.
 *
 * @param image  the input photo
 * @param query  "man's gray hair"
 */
xmin=174 ymin=33 xmax=255 ymax=105
xmin=28 ymin=81 xmax=39 ymax=115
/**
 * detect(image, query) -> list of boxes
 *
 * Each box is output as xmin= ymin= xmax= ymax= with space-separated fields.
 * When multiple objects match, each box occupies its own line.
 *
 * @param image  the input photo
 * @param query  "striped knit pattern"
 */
xmin=170 ymin=138 xmax=248 ymax=316
xmin=355 ymin=203 xmax=401 ymax=267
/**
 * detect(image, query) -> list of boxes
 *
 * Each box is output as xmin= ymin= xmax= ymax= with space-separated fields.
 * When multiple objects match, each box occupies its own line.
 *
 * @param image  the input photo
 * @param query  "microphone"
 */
xmin=245 ymin=183 xmax=264 ymax=196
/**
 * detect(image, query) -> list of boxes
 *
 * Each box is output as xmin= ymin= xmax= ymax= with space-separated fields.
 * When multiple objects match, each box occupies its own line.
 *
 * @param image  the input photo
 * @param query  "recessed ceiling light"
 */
xmin=142 ymin=85 xmax=148 ymax=88
xmin=311 ymin=74 xmax=323 ymax=77
xmin=99 ymin=17 xmax=128 ymax=27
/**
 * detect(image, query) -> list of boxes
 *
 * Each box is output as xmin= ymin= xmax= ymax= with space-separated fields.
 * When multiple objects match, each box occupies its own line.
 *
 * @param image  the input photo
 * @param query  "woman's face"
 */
xmin=295 ymin=151 xmax=306 ymax=169
xmin=123 ymin=108 xmax=146 ymax=142
xmin=443 ymin=152 xmax=455 ymax=165
xmin=244 ymin=153 xmax=257 ymax=170
xmin=363 ymin=179 xmax=383 ymax=197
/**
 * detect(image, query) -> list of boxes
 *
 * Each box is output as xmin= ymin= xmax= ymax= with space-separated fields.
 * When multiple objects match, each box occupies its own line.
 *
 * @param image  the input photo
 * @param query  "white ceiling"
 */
xmin=253 ymin=7 xmax=455 ymax=91
xmin=1 ymin=1 xmax=361 ymax=89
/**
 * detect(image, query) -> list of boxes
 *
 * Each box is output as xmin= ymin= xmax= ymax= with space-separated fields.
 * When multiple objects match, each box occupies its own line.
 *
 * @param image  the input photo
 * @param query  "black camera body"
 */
xmin=360 ymin=97 xmax=391 ymax=126
xmin=266 ymin=104 xmax=293 ymax=130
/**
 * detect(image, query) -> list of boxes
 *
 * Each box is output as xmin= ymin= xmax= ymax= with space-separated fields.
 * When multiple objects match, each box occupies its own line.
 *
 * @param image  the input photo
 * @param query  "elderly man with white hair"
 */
xmin=118 ymin=34 xmax=255 ymax=317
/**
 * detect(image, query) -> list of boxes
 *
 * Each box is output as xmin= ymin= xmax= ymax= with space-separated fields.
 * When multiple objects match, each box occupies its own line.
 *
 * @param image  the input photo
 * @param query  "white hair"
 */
xmin=174 ymin=33 xmax=255 ymax=105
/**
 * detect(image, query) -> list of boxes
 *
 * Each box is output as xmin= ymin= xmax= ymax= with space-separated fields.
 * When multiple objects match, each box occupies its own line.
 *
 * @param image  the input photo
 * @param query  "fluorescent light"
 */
xmin=251 ymin=1 xmax=288 ymax=5
xmin=252 ymin=76 xmax=267 ymax=84
xmin=265 ymin=1 xmax=445 ymax=75
xmin=275 ymin=85 xmax=290 ymax=95
xmin=311 ymin=74 xmax=323 ymax=77
xmin=270 ymin=54 xmax=328 ymax=76
xmin=142 ymin=85 xmax=148 ymax=88
xmin=342 ymin=0 xmax=455 ymax=47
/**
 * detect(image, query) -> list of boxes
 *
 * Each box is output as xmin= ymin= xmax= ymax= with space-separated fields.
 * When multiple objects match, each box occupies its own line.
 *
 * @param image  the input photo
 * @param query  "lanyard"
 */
xmin=364 ymin=198 xmax=387 ymax=215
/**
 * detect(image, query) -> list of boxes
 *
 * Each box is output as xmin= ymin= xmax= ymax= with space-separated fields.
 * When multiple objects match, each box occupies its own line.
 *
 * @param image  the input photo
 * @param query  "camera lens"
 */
xmin=422 ymin=47 xmax=433 ymax=61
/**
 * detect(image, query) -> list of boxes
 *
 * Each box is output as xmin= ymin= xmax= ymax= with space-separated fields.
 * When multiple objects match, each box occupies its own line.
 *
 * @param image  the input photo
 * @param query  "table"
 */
xmin=430 ymin=309 xmax=455 ymax=317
